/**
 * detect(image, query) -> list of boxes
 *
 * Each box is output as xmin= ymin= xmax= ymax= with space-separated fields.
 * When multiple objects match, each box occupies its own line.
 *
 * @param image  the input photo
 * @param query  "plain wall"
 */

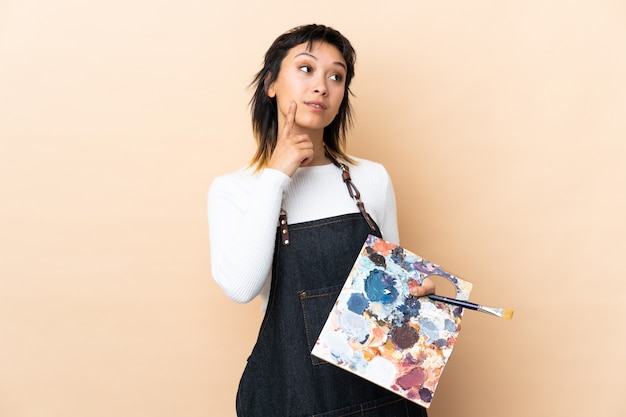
xmin=1 ymin=1 xmax=625 ymax=416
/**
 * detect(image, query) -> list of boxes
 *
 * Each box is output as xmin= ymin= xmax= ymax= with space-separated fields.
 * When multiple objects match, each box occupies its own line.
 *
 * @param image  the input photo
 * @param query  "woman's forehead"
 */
xmin=286 ymin=41 xmax=346 ymax=64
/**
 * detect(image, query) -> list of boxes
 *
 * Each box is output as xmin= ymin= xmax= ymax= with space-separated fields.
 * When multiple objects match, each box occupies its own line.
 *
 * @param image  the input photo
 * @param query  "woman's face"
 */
xmin=268 ymin=41 xmax=347 ymax=136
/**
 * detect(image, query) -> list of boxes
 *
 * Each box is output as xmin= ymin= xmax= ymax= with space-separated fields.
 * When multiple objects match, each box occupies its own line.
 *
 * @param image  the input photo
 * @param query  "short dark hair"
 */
xmin=249 ymin=24 xmax=356 ymax=169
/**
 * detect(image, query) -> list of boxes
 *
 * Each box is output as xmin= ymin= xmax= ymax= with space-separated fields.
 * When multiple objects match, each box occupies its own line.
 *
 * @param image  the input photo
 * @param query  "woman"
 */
xmin=208 ymin=24 xmax=434 ymax=416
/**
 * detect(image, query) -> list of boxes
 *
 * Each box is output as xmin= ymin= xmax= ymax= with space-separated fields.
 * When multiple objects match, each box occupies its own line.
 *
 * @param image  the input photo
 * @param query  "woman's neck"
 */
xmin=293 ymin=126 xmax=328 ymax=166
xmin=306 ymin=140 xmax=330 ymax=166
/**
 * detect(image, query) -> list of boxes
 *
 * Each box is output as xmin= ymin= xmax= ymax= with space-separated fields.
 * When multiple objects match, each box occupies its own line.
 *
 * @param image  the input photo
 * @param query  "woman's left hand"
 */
xmin=409 ymin=277 xmax=436 ymax=297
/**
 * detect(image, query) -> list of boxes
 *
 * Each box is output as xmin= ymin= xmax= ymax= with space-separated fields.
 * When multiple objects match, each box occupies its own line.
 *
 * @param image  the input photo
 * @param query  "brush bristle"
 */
xmin=501 ymin=309 xmax=514 ymax=320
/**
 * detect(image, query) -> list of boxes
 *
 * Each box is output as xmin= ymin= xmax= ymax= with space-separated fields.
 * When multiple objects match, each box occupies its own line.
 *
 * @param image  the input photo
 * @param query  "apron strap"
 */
xmin=326 ymin=152 xmax=378 ymax=232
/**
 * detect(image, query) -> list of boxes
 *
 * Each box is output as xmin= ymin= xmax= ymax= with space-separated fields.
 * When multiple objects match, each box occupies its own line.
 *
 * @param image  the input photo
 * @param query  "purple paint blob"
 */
xmin=396 ymin=367 xmax=427 ymax=390
xmin=404 ymin=353 xmax=419 ymax=365
xmin=419 ymin=387 xmax=433 ymax=403
xmin=390 ymin=323 xmax=419 ymax=350
xmin=366 ymin=247 xmax=387 ymax=267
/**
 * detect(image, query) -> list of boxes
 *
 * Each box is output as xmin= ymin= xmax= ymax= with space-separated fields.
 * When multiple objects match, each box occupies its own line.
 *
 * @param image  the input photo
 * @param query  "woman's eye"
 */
xmin=299 ymin=65 xmax=312 ymax=73
xmin=329 ymin=73 xmax=343 ymax=82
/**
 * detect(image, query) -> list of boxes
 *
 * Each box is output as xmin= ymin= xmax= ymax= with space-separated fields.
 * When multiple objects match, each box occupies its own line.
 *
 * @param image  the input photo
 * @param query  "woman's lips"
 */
xmin=304 ymin=101 xmax=327 ymax=110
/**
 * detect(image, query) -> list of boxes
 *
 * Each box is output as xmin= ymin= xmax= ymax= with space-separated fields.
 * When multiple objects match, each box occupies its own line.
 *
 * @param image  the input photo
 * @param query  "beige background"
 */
xmin=1 ymin=1 xmax=625 ymax=416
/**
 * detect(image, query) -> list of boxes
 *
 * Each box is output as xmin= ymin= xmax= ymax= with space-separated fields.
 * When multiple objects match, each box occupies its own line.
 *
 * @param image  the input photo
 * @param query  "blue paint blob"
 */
xmin=364 ymin=269 xmax=398 ymax=304
xmin=339 ymin=311 xmax=370 ymax=344
xmin=391 ymin=247 xmax=417 ymax=272
xmin=390 ymin=247 xmax=406 ymax=265
xmin=444 ymin=319 xmax=457 ymax=332
xmin=419 ymin=318 xmax=440 ymax=343
xmin=403 ymin=296 xmax=421 ymax=317
xmin=433 ymin=338 xmax=448 ymax=348
xmin=347 ymin=292 xmax=370 ymax=315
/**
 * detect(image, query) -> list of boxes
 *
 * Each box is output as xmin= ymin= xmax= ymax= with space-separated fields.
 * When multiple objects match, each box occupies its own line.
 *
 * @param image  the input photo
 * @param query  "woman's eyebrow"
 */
xmin=293 ymin=52 xmax=347 ymax=71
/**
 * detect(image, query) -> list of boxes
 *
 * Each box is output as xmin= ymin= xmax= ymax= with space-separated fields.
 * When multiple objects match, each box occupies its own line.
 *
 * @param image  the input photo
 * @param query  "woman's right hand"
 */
xmin=268 ymin=102 xmax=314 ymax=177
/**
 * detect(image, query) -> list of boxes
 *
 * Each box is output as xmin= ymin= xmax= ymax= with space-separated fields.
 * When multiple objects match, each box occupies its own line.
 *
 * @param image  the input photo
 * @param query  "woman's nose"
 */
xmin=313 ymin=77 xmax=328 ymax=95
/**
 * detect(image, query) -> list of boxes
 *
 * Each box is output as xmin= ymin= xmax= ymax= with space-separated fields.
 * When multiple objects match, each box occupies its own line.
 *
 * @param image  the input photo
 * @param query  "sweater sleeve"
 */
xmin=207 ymin=168 xmax=290 ymax=303
xmin=379 ymin=167 xmax=400 ymax=244
xmin=352 ymin=160 xmax=400 ymax=245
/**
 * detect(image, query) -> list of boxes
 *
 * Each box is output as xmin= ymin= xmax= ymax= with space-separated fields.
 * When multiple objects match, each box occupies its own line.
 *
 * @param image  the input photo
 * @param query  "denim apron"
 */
xmin=235 ymin=164 xmax=428 ymax=417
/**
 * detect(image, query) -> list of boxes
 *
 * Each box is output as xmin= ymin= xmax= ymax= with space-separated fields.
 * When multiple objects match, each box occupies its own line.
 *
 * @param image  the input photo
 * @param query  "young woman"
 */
xmin=208 ymin=24 xmax=434 ymax=416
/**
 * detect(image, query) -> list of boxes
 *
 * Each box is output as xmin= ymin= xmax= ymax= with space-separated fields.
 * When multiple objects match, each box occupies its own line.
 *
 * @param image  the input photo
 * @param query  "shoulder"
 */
xmin=209 ymin=168 xmax=253 ymax=203
xmin=210 ymin=167 xmax=256 ymax=190
xmin=347 ymin=156 xmax=395 ymax=201
xmin=346 ymin=156 xmax=392 ymax=182
xmin=349 ymin=156 xmax=387 ymax=170
xmin=208 ymin=167 xmax=290 ymax=212
xmin=210 ymin=167 xmax=288 ymax=194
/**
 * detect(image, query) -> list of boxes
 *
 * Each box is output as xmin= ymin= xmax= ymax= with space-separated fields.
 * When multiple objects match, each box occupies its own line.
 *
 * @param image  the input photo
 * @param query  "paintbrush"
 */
xmin=428 ymin=294 xmax=514 ymax=320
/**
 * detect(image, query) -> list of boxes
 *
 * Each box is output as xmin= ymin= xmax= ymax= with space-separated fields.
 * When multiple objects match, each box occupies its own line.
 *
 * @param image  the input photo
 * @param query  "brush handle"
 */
xmin=428 ymin=294 xmax=479 ymax=311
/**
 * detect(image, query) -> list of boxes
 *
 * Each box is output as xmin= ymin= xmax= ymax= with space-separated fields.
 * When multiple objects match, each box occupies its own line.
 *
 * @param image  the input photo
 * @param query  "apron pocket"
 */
xmin=299 ymin=284 xmax=344 ymax=366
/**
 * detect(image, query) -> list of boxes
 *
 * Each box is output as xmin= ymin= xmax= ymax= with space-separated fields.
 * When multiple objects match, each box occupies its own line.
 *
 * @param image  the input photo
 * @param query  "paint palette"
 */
xmin=312 ymin=235 xmax=473 ymax=408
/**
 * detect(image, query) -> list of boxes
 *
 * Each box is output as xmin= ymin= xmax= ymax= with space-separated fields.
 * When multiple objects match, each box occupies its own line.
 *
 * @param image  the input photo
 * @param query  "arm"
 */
xmin=208 ymin=168 xmax=290 ymax=303
xmin=378 ymin=169 xmax=400 ymax=244
xmin=352 ymin=160 xmax=399 ymax=244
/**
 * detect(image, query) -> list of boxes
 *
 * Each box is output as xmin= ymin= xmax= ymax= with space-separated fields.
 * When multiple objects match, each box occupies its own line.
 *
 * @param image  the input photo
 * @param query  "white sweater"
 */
xmin=207 ymin=157 xmax=399 ymax=306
